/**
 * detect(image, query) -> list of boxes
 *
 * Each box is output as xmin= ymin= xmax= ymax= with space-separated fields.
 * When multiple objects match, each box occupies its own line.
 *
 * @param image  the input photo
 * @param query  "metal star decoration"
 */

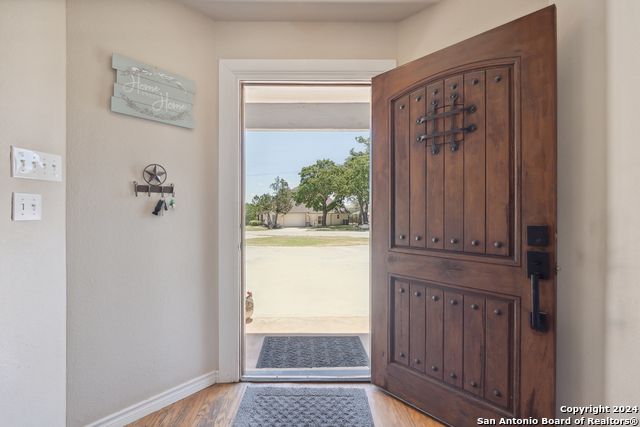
xmin=143 ymin=164 xmax=167 ymax=186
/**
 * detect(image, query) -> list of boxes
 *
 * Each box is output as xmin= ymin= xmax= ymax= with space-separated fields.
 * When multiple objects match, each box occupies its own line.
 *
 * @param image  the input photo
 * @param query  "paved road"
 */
xmin=246 ymin=227 xmax=369 ymax=239
xmin=245 ymin=243 xmax=370 ymax=318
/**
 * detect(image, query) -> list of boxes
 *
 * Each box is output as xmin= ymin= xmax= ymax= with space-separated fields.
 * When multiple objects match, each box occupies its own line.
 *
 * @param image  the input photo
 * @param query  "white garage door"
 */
xmin=283 ymin=213 xmax=305 ymax=227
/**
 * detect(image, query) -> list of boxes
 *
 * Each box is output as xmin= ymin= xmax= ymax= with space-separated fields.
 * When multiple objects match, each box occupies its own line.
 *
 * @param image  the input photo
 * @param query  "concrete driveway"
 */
xmin=245 ymin=243 xmax=370 ymax=318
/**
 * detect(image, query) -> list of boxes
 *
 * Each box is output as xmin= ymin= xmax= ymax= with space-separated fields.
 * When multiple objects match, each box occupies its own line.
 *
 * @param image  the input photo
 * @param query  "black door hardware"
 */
xmin=415 ymin=97 xmax=476 ymax=153
xmin=527 ymin=225 xmax=549 ymax=247
xmin=527 ymin=250 xmax=549 ymax=332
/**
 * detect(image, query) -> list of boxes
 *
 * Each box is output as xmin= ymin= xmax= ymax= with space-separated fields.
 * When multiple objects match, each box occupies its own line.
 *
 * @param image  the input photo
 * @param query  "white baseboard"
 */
xmin=85 ymin=370 xmax=219 ymax=427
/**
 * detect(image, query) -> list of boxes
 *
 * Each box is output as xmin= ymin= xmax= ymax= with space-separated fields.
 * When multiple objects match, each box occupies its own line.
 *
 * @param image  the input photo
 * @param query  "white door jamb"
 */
xmin=217 ymin=59 xmax=396 ymax=382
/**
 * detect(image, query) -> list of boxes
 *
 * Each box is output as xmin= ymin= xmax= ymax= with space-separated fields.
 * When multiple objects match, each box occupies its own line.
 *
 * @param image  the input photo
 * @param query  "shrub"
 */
xmin=248 ymin=220 xmax=263 ymax=226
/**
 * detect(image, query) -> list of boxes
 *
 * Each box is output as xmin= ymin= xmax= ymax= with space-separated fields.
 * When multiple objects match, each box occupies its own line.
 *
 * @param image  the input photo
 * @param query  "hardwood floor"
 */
xmin=126 ymin=382 xmax=446 ymax=427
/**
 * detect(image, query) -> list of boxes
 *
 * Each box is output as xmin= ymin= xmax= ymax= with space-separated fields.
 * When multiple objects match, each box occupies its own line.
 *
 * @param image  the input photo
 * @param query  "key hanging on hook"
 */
xmin=152 ymin=199 xmax=164 ymax=216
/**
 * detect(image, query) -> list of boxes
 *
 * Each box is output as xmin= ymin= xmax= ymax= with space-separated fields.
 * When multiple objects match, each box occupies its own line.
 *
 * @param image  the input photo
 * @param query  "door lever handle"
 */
xmin=527 ymin=251 xmax=549 ymax=332
xmin=530 ymin=272 xmax=547 ymax=332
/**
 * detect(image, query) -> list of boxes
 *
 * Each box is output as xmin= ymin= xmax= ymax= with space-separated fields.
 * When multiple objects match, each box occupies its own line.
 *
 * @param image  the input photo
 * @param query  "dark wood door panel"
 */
xmin=485 ymin=67 xmax=512 ymax=257
xmin=444 ymin=76 xmax=465 ymax=252
xmin=409 ymin=283 xmax=426 ymax=371
xmin=390 ymin=275 xmax=518 ymax=411
xmin=425 ymin=287 xmax=444 ymax=380
xmin=386 ymin=367 xmax=517 ymax=424
xmin=443 ymin=291 xmax=464 ymax=388
xmin=394 ymin=95 xmax=411 ymax=247
xmin=388 ymin=252 xmax=523 ymax=297
xmin=485 ymin=299 xmax=513 ymax=409
xmin=393 ymin=280 xmax=410 ymax=366
xmin=426 ymin=81 xmax=445 ymax=250
xmin=409 ymin=88 xmax=427 ymax=248
xmin=391 ymin=65 xmax=515 ymax=261
xmin=464 ymin=295 xmax=486 ymax=397
xmin=463 ymin=71 xmax=487 ymax=254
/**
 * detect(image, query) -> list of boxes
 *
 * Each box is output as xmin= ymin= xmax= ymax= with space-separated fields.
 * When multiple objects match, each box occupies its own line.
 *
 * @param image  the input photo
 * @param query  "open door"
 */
xmin=371 ymin=6 xmax=556 ymax=425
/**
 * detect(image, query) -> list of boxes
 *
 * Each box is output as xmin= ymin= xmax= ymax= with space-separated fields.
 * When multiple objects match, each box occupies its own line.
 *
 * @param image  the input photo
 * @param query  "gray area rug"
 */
xmin=256 ymin=336 xmax=369 ymax=369
xmin=232 ymin=386 xmax=375 ymax=427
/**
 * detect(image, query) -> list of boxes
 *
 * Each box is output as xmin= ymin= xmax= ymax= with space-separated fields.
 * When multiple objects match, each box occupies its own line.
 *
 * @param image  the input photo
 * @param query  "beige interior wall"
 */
xmin=551 ymin=0 xmax=608 ymax=413
xmin=66 ymin=2 xmax=397 ymax=425
xmin=0 ymin=1 xmax=67 ymax=426
xmin=604 ymin=0 xmax=640 ymax=405
xmin=65 ymin=1 xmax=218 ymax=426
xmin=397 ymin=0 xmax=547 ymax=65
xmin=215 ymin=21 xmax=397 ymax=60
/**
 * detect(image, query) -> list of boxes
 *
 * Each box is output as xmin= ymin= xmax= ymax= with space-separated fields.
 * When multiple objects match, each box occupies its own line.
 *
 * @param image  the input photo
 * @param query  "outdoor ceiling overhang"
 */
xmin=244 ymin=85 xmax=371 ymax=131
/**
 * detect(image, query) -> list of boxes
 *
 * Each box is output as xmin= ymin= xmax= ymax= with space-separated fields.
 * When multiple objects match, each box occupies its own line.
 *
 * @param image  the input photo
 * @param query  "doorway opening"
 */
xmin=241 ymin=83 xmax=371 ymax=381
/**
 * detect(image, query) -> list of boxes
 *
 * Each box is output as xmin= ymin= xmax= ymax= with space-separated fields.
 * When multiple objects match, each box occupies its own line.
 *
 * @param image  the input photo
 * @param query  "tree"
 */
xmin=245 ymin=202 xmax=258 ymax=225
xmin=251 ymin=193 xmax=273 ymax=227
xmin=337 ymin=136 xmax=370 ymax=224
xmin=269 ymin=176 xmax=294 ymax=228
xmin=295 ymin=159 xmax=342 ymax=227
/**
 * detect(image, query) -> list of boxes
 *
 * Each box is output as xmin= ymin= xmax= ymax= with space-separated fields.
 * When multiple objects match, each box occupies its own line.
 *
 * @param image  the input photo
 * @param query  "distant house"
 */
xmin=260 ymin=202 xmax=350 ymax=227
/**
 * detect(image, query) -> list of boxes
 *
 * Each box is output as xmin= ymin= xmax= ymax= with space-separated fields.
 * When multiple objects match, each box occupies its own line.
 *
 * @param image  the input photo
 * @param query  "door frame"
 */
xmin=217 ymin=59 xmax=396 ymax=382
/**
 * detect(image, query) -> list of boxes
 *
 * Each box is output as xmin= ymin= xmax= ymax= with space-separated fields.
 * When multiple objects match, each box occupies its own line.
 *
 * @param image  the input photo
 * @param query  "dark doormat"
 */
xmin=256 ymin=336 xmax=369 ymax=369
xmin=233 ymin=386 xmax=375 ymax=427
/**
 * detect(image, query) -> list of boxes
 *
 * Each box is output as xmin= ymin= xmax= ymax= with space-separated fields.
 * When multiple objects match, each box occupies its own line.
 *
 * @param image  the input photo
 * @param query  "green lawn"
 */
xmin=245 ymin=225 xmax=268 ymax=231
xmin=309 ymin=224 xmax=368 ymax=232
xmin=245 ymin=235 xmax=369 ymax=247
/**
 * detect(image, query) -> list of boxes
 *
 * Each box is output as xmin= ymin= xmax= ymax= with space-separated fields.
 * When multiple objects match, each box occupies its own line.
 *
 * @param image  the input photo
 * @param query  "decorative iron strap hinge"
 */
xmin=415 ymin=95 xmax=477 ymax=153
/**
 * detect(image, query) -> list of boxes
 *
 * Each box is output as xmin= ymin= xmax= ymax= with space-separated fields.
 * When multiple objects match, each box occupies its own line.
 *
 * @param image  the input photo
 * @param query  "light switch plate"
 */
xmin=12 ymin=193 xmax=42 ymax=221
xmin=11 ymin=146 xmax=62 ymax=182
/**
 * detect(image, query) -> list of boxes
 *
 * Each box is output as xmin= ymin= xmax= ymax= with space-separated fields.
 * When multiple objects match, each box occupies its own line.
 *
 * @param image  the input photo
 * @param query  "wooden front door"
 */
xmin=371 ymin=7 xmax=557 ymax=426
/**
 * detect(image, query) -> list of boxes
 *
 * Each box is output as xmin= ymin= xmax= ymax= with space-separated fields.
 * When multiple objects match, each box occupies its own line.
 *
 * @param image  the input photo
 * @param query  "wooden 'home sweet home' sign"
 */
xmin=111 ymin=54 xmax=195 ymax=129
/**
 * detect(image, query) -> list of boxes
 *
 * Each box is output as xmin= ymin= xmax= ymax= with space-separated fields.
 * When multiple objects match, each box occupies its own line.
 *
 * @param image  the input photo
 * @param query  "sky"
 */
xmin=245 ymin=131 xmax=369 ymax=203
